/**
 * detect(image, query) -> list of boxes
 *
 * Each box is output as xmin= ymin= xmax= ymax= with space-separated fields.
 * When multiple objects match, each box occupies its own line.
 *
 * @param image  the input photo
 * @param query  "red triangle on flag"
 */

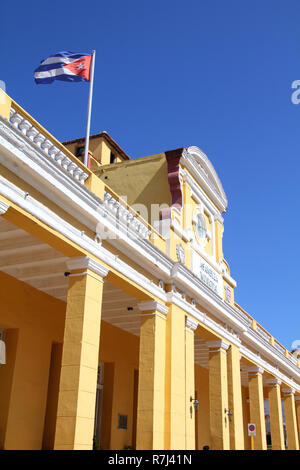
xmin=63 ymin=55 xmax=92 ymax=80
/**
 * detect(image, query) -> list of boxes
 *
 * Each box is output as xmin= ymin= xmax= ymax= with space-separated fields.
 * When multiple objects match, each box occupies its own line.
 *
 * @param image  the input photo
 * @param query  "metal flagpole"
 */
xmin=83 ymin=50 xmax=96 ymax=168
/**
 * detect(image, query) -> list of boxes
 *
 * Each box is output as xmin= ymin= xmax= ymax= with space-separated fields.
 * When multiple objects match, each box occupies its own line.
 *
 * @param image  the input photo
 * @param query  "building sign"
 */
xmin=191 ymin=251 xmax=222 ymax=296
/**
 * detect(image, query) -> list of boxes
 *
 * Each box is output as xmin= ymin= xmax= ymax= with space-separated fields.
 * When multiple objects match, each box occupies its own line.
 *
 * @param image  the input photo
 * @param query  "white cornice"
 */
xmin=207 ymin=339 xmax=230 ymax=351
xmin=180 ymin=147 xmax=227 ymax=214
xmin=265 ymin=378 xmax=282 ymax=386
xmin=247 ymin=366 xmax=264 ymax=376
xmin=185 ymin=316 xmax=198 ymax=331
xmin=240 ymin=343 xmax=299 ymax=392
xmin=242 ymin=329 xmax=300 ymax=380
xmin=138 ymin=300 xmax=168 ymax=315
xmin=166 ymin=291 xmax=242 ymax=348
xmin=223 ymin=271 xmax=237 ymax=288
xmin=66 ymin=256 xmax=109 ymax=278
xmin=181 ymin=169 xmax=224 ymax=223
xmin=0 ymin=200 xmax=9 ymax=214
xmin=282 ymin=388 xmax=295 ymax=396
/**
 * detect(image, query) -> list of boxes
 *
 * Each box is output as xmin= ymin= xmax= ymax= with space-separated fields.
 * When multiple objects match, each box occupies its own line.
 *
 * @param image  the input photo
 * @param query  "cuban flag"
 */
xmin=34 ymin=51 xmax=92 ymax=84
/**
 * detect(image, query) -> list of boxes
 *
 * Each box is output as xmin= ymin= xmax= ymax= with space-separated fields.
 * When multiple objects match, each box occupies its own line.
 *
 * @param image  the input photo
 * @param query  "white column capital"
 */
xmin=185 ymin=316 xmax=198 ymax=331
xmin=207 ymin=339 xmax=230 ymax=353
xmin=247 ymin=366 xmax=264 ymax=376
xmin=265 ymin=377 xmax=282 ymax=387
xmin=66 ymin=256 xmax=109 ymax=279
xmin=0 ymin=200 xmax=9 ymax=215
xmin=282 ymin=388 xmax=295 ymax=396
xmin=138 ymin=300 xmax=168 ymax=315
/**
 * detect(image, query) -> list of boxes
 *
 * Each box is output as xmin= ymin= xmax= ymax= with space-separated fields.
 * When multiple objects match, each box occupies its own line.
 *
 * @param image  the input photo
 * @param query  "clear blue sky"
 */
xmin=2 ymin=1 xmax=300 ymax=348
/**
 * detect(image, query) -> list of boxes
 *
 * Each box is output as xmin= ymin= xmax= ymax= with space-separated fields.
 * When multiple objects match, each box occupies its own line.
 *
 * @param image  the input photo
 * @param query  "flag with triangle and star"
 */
xmin=34 ymin=51 xmax=92 ymax=84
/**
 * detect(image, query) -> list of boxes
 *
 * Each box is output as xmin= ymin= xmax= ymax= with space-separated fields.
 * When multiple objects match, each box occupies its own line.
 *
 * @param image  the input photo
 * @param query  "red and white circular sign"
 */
xmin=248 ymin=423 xmax=256 ymax=436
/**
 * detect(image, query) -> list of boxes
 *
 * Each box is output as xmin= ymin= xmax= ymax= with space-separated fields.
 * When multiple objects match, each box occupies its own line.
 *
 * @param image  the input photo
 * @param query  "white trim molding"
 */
xmin=66 ymin=256 xmax=109 ymax=279
xmin=137 ymin=300 xmax=168 ymax=316
xmin=0 ymin=200 xmax=9 ymax=214
xmin=181 ymin=147 xmax=228 ymax=213
xmin=207 ymin=339 xmax=230 ymax=353
xmin=185 ymin=316 xmax=198 ymax=331
xmin=265 ymin=378 xmax=282 ymax=387
xmin=282 ymin=388 xmax=295 ymax=396
xmin=247 ymin=366 xmax=264 ymax=376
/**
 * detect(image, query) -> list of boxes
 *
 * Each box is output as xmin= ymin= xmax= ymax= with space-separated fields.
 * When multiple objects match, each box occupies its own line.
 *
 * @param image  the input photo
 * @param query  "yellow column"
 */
xmin=165 ymin=302 xmax=186 ymax=449
xmin=266 ymin=378 xmax=285 ymax=450
xmin=295 ymin=396 xmax=300 ymax=444
xmin=136 ymin=300 xmax=168 ymax=450
xmin=185 ymin=317 xmax=197 ymax=450
xmin=54 ymin=256 xmax=108 ymax=450
xmin=227 ymin=345 xmax=244 ymax=449
xmin=282 ymin=388 xmax=299 ymax=450
xmin=207 ymin=340 xmax=230 ymax=450
xmin=248 ymin=367 xmax=267 ymax=450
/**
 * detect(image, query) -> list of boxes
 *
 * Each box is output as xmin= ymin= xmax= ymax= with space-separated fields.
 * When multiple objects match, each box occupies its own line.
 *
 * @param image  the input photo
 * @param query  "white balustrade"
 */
xmin=103 ymin=191 xmax=151 ymax=239
xmin=8 ymin=107 xmax=89 ymax=185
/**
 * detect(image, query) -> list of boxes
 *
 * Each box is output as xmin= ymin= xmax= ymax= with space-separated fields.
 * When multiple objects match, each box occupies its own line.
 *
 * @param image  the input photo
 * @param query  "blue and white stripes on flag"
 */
xmin=34 ymin=51 xmax=92 ymax=84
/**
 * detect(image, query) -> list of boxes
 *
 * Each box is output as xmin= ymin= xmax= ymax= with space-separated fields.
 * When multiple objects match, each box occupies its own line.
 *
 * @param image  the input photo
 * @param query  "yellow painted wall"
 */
xmin=96 ymin=155 xmax=172 ymax=226
xmin=99 ymin=322 xmax=139 ymax=450
xmin=0 ymin=328 xmax=18 ymax=449
xmin=0 ymin=271 xmax=65 ymax=449
xmin=42 ymin=342 xmax=63 ymax=449
xmin=195 ymin=364 xmax=210 ymax=449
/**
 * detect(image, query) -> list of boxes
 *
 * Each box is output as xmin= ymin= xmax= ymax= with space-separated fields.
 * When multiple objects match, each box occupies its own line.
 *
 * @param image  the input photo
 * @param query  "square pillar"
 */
xmin=248 ymin=367 xmax=267 ymax=450
xmin=207 ymin=340 xmax=230 ymax=450
xmin=185 ymin=317 xmax=197 ymax=450
xmin=282 ymin=388 xmax=299 ymax=450
xmin=54 ymin=257 xmax=108 ymax=450
xmin=227 ymin=345 xmax=244 ymax=449
xmin=164 ymin=302 xmax=186 ymax=450
xmin=265 ymin=378 xmax=285 ymax=450
xmin=136 ymin=300 xmax=168 ymax=450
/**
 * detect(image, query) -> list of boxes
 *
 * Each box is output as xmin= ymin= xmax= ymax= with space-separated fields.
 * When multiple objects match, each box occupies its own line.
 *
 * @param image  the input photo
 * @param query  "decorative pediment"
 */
xmin=181 ymin=146 xmax=228 ymax=213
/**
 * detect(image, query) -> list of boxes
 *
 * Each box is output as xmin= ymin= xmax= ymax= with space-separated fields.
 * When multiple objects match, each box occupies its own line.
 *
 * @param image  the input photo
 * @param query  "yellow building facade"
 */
xmin=0 ymin=92 xmax=299 ymax=450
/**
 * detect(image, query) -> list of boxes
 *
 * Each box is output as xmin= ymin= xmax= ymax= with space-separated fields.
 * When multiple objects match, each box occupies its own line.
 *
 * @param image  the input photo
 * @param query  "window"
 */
xmin=75 ymin=146 xmax=85 ymax=157
xmin=110 ymin=151 xmax=116 ymax=164
xmin=118 ymin=414 xmax=128 ymax=430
